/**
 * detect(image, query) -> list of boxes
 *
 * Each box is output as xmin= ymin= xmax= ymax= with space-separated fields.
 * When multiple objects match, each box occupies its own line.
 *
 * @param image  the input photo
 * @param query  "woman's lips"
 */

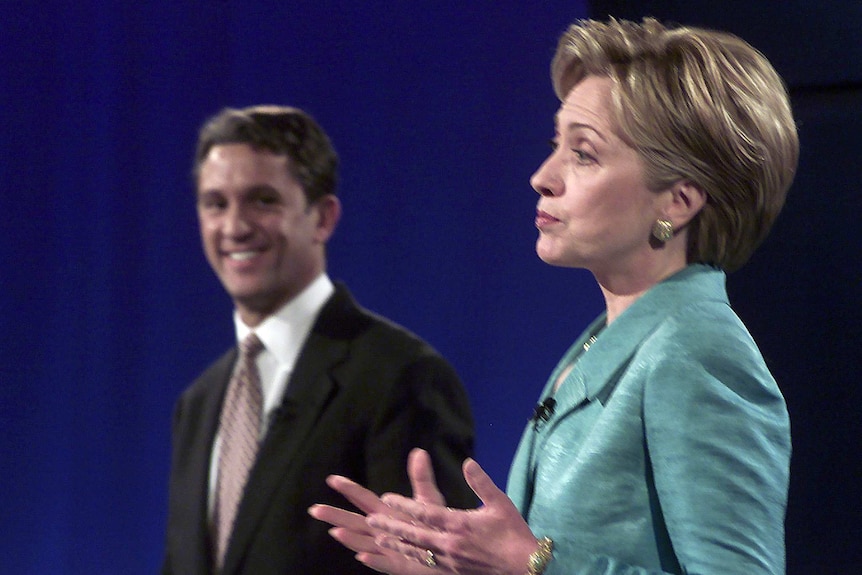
xmin=535 ymin=209 xmax=560 ymax=229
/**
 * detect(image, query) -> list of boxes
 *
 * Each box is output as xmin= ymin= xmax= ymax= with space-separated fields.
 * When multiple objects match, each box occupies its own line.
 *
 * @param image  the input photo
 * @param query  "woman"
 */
xmin=310 ymin=17 xmax=798 ymax=575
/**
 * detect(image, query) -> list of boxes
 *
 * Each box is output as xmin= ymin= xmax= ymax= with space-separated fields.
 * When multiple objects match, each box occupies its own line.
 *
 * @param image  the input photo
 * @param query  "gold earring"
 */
xmin=651 ymin=219 xmax=674 ymax=243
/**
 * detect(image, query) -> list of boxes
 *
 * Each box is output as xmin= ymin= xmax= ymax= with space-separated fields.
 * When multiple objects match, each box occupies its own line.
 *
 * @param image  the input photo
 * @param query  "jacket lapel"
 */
xmin=220 ymin=285 xmax=362 ymax=573
xmin=510 ymin=265 xmax=726 ymax=513
xmin=549 ymin=265 xmax=727 ymax=428
xmin=181 ymin=349 xmax=236 ymax=575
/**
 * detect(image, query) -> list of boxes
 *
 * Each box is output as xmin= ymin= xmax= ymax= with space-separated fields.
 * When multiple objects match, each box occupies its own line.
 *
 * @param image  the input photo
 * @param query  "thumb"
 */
xmin=462 ymin=458 xmax=507 ymax=508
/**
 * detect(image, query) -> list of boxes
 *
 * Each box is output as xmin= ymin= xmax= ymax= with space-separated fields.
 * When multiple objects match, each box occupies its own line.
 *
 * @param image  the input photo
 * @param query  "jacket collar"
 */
xmin=548 ymin=265 xmax=727 ymax=411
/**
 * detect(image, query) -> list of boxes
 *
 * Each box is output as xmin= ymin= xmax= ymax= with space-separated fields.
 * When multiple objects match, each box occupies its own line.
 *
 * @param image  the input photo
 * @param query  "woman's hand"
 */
xmin=310 ymin=448 xmax=539 ymax=575
xmin=369 ymin=449 xmax=539 ymax=575
xmin=308 ymin=449 xmax=448 ymax=574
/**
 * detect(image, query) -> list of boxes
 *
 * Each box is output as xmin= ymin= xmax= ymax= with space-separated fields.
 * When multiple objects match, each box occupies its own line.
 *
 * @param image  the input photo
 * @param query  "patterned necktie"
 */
xmin=213 ymin=333 xmax=265 ymax=569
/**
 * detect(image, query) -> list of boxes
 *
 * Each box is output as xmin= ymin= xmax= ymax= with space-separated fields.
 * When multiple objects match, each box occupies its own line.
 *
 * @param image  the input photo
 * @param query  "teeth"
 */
xmin=228 ymin=251 xmax=258 ymax=261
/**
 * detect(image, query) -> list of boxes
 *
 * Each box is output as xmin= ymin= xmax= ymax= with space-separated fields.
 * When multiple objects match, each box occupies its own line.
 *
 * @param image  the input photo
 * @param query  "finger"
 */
xmin=354 ymin=555 xmax=393 ymax=575
xmin=407 ymin=448 xmax=446 ymax=506
xmin=308 ymin=504 xmax=370 ymax=532
xmin=354 ymin=552 xmax=398 ymax=575
xmin=326 ymin=475 xmax=389 ymax=515
xmin=461 ymin=458 xmax=508 ymax=508
xmin=326 ymin=525 xmax=380 ymax=555
xmin=356 ymin=547 xmax=435 ymax=575
xmin=378 ymin=492 xmax=465 ymax=533
xmin=366 ymin=511 xmax=445 ymax=552
xmin=326 ymin=475 xmax=419 ymax=524
xmin=374 ymin=533 xmax=446 ymax=573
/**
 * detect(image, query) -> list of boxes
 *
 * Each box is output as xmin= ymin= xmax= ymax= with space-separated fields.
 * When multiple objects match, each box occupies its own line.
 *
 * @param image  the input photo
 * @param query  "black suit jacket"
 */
xmin=163 ymin=284 xmax=477 ymax=574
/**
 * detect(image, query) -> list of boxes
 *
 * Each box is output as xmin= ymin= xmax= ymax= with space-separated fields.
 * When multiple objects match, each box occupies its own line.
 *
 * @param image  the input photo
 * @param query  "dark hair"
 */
xmin=193 ymin=105 xmax=338 ymax=203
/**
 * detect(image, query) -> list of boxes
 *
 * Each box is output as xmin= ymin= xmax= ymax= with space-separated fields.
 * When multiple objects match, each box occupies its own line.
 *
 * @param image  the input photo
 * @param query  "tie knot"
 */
xmin=240 ymin=333 xmax=264 ymax=359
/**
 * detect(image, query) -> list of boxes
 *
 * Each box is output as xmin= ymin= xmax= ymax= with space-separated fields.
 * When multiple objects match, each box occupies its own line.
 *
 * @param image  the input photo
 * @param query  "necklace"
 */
xmin=553 ymin=327 xmax=604 ymax=393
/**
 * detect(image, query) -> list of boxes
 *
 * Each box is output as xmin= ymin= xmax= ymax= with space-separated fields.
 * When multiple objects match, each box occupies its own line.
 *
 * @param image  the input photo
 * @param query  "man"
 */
xmin=163 ymin=105 xmax=477 ymax=575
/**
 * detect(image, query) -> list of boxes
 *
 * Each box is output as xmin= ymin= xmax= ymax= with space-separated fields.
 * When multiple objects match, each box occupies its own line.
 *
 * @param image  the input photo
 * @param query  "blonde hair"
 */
xmin=552 ymin=18 xmax=799 ymax=271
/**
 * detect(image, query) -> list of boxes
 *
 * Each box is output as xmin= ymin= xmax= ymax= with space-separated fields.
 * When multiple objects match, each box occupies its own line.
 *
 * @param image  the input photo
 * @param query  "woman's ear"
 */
xmin=666 ymin=181 xmax=707 ymax=228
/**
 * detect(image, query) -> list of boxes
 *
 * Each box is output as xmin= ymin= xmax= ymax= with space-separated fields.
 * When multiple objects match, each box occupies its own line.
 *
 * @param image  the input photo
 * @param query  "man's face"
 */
xmin=197 ymin=143 xmax=334 ymax=326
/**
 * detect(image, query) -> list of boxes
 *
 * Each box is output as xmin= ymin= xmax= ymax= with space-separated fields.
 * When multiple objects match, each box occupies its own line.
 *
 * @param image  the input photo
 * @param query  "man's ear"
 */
xmin=666 ymin=181 xmax=707 ymax=228
xmin=312 ymin=194 xmax=342 ymax=243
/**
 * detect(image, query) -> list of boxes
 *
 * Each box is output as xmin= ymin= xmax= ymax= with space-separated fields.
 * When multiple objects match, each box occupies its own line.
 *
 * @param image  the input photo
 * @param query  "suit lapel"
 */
xmin=177 ymin=348 xmax=236 ymax=575
xmin=221 ymin=285 xmax=362 ymax=573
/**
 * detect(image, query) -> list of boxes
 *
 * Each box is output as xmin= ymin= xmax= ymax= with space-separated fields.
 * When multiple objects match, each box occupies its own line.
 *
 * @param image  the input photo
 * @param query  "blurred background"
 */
xmin=2 ymin=1 xmax=859 ymax=573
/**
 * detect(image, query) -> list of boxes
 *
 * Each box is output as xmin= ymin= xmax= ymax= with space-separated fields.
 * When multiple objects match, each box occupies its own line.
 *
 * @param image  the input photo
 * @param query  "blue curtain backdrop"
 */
xmin=2 ymin=2 xmax=860 ymax=574
xmin=2 ymin=2 xmax=592 ymax=572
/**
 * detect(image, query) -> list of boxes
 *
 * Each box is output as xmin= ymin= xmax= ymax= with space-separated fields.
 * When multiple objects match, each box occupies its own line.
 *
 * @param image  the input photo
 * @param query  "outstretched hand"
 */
xmin=369 ymin=450 xmax=538 ymax=575
xmin=310 ymin=449 xmax=539 ymax=575
xmin=308 ymin=449 xmax=447 ymax=574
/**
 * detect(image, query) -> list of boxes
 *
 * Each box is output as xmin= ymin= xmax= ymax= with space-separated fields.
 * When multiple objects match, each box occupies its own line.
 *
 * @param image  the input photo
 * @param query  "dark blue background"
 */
xmin=2 ymin=2 xmax=859 ymax=573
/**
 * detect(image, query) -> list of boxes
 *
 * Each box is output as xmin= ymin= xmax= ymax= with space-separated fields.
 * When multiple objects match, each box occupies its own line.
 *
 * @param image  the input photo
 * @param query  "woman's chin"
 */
xmin=536 ymin=240 xmax=568 ymax=267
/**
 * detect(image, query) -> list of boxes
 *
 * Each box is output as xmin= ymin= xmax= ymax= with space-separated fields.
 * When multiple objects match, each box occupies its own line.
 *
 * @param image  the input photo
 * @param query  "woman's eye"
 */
xmin=572 ymin=149 xmax=595 ymax=163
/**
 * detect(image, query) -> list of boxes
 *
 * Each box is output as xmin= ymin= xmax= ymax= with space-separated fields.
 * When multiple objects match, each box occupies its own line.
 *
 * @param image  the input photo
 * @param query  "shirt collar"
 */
xmin=233 ymin=273 xmax=335 ymax=369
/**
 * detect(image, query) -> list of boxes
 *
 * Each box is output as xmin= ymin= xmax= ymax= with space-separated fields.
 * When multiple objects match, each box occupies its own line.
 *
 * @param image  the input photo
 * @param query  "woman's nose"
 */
xmin=530 ymin=156 xmax=561 ymax=197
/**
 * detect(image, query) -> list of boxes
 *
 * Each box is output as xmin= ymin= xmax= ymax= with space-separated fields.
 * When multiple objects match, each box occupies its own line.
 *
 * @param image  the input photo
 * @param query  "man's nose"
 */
xmin=223 ymin=205 xmax=253 ymax=237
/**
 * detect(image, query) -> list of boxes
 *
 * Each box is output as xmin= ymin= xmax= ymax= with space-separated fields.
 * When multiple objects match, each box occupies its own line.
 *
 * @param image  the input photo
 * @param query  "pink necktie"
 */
xmin=213 ymin=333 xmax=265 ymax=569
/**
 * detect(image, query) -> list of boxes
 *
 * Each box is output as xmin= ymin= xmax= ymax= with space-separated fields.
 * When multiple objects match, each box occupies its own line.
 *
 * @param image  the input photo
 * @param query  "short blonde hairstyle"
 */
xmin=552 ymin=18 xmax=799 ymax=271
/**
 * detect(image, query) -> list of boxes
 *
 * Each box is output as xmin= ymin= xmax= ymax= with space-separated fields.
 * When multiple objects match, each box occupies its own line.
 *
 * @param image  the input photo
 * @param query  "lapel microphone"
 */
xmin=531 ymin=397 xmax=556 ymax=430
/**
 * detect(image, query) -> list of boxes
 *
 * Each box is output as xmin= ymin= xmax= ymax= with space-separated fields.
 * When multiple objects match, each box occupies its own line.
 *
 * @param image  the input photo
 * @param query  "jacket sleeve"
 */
xmin=642 ymin=331 xmax=791 ymax=575
xmin=363 ymin=350 xmax=480 ymax=510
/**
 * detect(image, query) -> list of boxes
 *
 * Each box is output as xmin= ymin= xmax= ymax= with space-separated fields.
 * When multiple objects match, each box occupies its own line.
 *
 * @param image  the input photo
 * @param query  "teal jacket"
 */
xmin=507 ymin=265 xmax=791 ymax=574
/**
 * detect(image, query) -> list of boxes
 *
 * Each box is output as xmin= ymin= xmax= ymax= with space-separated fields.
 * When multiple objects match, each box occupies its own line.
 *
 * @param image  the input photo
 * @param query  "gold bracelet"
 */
xmin=526 ymin=536 xmax=554 ymax=575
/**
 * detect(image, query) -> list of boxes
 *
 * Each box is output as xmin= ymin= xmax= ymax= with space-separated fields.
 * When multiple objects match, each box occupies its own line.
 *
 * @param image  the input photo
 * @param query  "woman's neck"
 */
xmin=595 ymin=258 xmax=688 ymax=324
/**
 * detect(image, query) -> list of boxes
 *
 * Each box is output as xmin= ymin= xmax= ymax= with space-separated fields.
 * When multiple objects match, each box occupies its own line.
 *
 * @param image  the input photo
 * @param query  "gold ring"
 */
xmin=424 ymin=549 xmax=437 ymax=568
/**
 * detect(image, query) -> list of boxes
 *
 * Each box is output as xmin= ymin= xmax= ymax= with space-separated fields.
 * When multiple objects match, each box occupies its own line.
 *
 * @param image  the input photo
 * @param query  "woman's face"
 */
xmin=532 ymin=75 xmax=670 ymax=280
